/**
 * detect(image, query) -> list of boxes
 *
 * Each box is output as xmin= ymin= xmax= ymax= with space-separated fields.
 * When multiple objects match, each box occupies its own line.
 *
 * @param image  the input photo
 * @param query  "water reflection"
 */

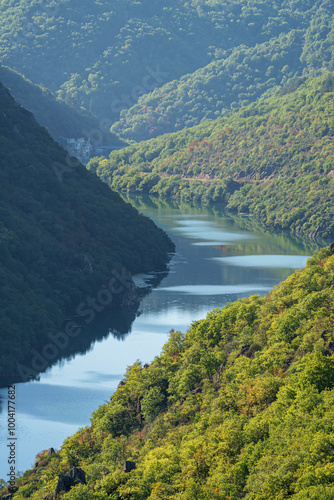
xmin=213 ymin=254 xmax=310 ymax=268
xmin=125 ymin=194 xmax=322 ymax=256
xmin=0 ymin=196 xmax=323 ymax=476
xmin=173 ymin=219 xmax=252 ymax=243
xmin=0 ymin=269 xmax=169 ymax=389
xmin=156 ymin=284 xmax=271 ymax=295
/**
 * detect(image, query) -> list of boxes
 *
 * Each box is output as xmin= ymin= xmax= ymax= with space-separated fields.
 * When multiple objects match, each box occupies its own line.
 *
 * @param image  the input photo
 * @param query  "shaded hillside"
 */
xmin=89 ymin=73 xmax=334 ymax=240
xmin=0 ymin=83 xmax=174 ymax=381
xmin=111 ymin=0 xmax=334 ymax=142
xmin=1 ymin=0 xmax=333 ymax=141
xmin=4 ymin=244 xmax=334 ymax=499
xmin=0 ymin=65 xmax=125 ymax=146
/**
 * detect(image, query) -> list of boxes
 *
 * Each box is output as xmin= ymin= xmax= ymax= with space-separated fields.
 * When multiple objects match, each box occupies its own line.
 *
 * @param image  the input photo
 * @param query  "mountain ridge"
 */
xmin=1 ymin=0 xmax=333 ymax=142
xmin=0 ymin=64 xmax=126 ymax=147
xmin=0 ymin=82 xmax=174 ymax=381
xmin=2 ymin=244 xmax=334 ymax=499
xmin=89 ymin=72 xmax=334 ymax=240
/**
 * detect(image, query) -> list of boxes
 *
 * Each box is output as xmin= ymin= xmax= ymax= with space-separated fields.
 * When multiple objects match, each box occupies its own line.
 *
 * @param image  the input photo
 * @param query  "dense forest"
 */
xmin=0 ymin=83 xmax=173 ymax=382
xmin=0 ymin=65 xmax=125 ymax=146
xmin=111 ymin=9 xmax=334 ymax=142
xmin=0 ymin=0 xmax=333 ymax=141
xmin=2 ymin=243 xmax=334 ymax=499
xmin=1 ymin=0 xmax=334 ymax=495
xmin=89 ymin=73 xmax=334 ymax=241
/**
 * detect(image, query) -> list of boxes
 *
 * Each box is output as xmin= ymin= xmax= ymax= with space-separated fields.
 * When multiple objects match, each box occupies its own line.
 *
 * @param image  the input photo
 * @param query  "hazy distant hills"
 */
xmin=89 ymin=73 xmax=334 ymax=240
xmin=111 ymin=0 xmax=334 ymax=141
xmin=0 ymin=0 xmax=333 ymax=377
xmin=0 ymin=83 xmax=173 ymax=379
xmin=0 ymin=64 xmax=125 ymax=146
xmin=1 ymin=0 xmax=333 ymax=142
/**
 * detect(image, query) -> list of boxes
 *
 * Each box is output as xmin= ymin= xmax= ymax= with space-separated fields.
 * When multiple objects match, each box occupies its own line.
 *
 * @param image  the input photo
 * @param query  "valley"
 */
xmin=0 ymin=1 xmax=333 ymax=498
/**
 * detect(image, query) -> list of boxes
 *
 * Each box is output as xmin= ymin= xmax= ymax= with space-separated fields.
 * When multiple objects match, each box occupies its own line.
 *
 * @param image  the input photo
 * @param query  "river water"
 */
xmin=0 ymin=197 xmax=320 ymax=477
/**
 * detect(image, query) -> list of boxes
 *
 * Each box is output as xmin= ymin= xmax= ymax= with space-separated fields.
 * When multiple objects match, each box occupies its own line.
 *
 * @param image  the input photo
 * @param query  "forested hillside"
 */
xmin=3 ymin=244 xmax=334 ymax=499
xmin=89 ymin=73 xmax=334 ymax=240
xmin=111 ymin=3 xmax=334 ymax=142
xmin=1 ymin=0 xmax=333 ymax=141
xmin=0 ymin=83 xmax=173 ymax=382
xmin=0 ymin=65 xmax=125 ymax=146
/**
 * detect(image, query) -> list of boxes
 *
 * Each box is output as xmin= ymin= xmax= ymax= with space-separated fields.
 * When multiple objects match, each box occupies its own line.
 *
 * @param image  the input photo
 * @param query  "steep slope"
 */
xmin=90 ymin=73 xmax=334 ymax=240
xmin=0 ymin=65 xmax=125 ymax=146
xmin=0 ymin=83 xmax=174 ymax=382
xmin=4 ymin=244 xmax=334 ymax=499
xmin=1 ymin=0 xmax=333 ymax=141
xmin=111 ymin=0 xmax=334 ymax=142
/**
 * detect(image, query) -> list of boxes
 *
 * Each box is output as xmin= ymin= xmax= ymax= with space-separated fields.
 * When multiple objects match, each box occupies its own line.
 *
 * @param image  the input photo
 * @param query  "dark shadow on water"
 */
xmin=0 ymin=269 xmax=169 ymax=388
xmin=2 ymin=196 xmax=328 ymax=389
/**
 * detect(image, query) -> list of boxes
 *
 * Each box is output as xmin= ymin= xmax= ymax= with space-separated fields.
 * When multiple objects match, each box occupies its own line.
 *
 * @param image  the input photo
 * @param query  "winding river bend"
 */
xmin=0 ymin=197 xmax=320 ymax=477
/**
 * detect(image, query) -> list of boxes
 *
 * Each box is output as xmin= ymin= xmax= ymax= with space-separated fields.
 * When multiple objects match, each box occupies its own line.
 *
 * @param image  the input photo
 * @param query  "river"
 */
xmin=0 ymin=197 xmax=320 ymax=477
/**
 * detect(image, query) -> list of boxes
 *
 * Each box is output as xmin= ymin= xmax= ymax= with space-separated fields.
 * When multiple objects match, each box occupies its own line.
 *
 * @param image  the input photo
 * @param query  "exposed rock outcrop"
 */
xmin=212 ymin=361 xmax=226 ymax=382
xmin=123 ymin=461 xmax=136 ymax=473
xmin=236 ymin=344 xmax=251 ymax=358
xmin=54 ymin=467 xmax=86 ymax=497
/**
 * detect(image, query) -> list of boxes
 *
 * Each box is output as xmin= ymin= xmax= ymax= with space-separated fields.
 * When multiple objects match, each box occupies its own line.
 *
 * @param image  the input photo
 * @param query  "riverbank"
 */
xmin=0 ymin=200 xmax=319 ymax=478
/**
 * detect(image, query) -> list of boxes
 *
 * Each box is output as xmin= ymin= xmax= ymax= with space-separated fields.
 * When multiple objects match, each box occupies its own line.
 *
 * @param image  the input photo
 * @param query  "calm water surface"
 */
xmin=0 ymin=198 xmax=319 ymax=476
